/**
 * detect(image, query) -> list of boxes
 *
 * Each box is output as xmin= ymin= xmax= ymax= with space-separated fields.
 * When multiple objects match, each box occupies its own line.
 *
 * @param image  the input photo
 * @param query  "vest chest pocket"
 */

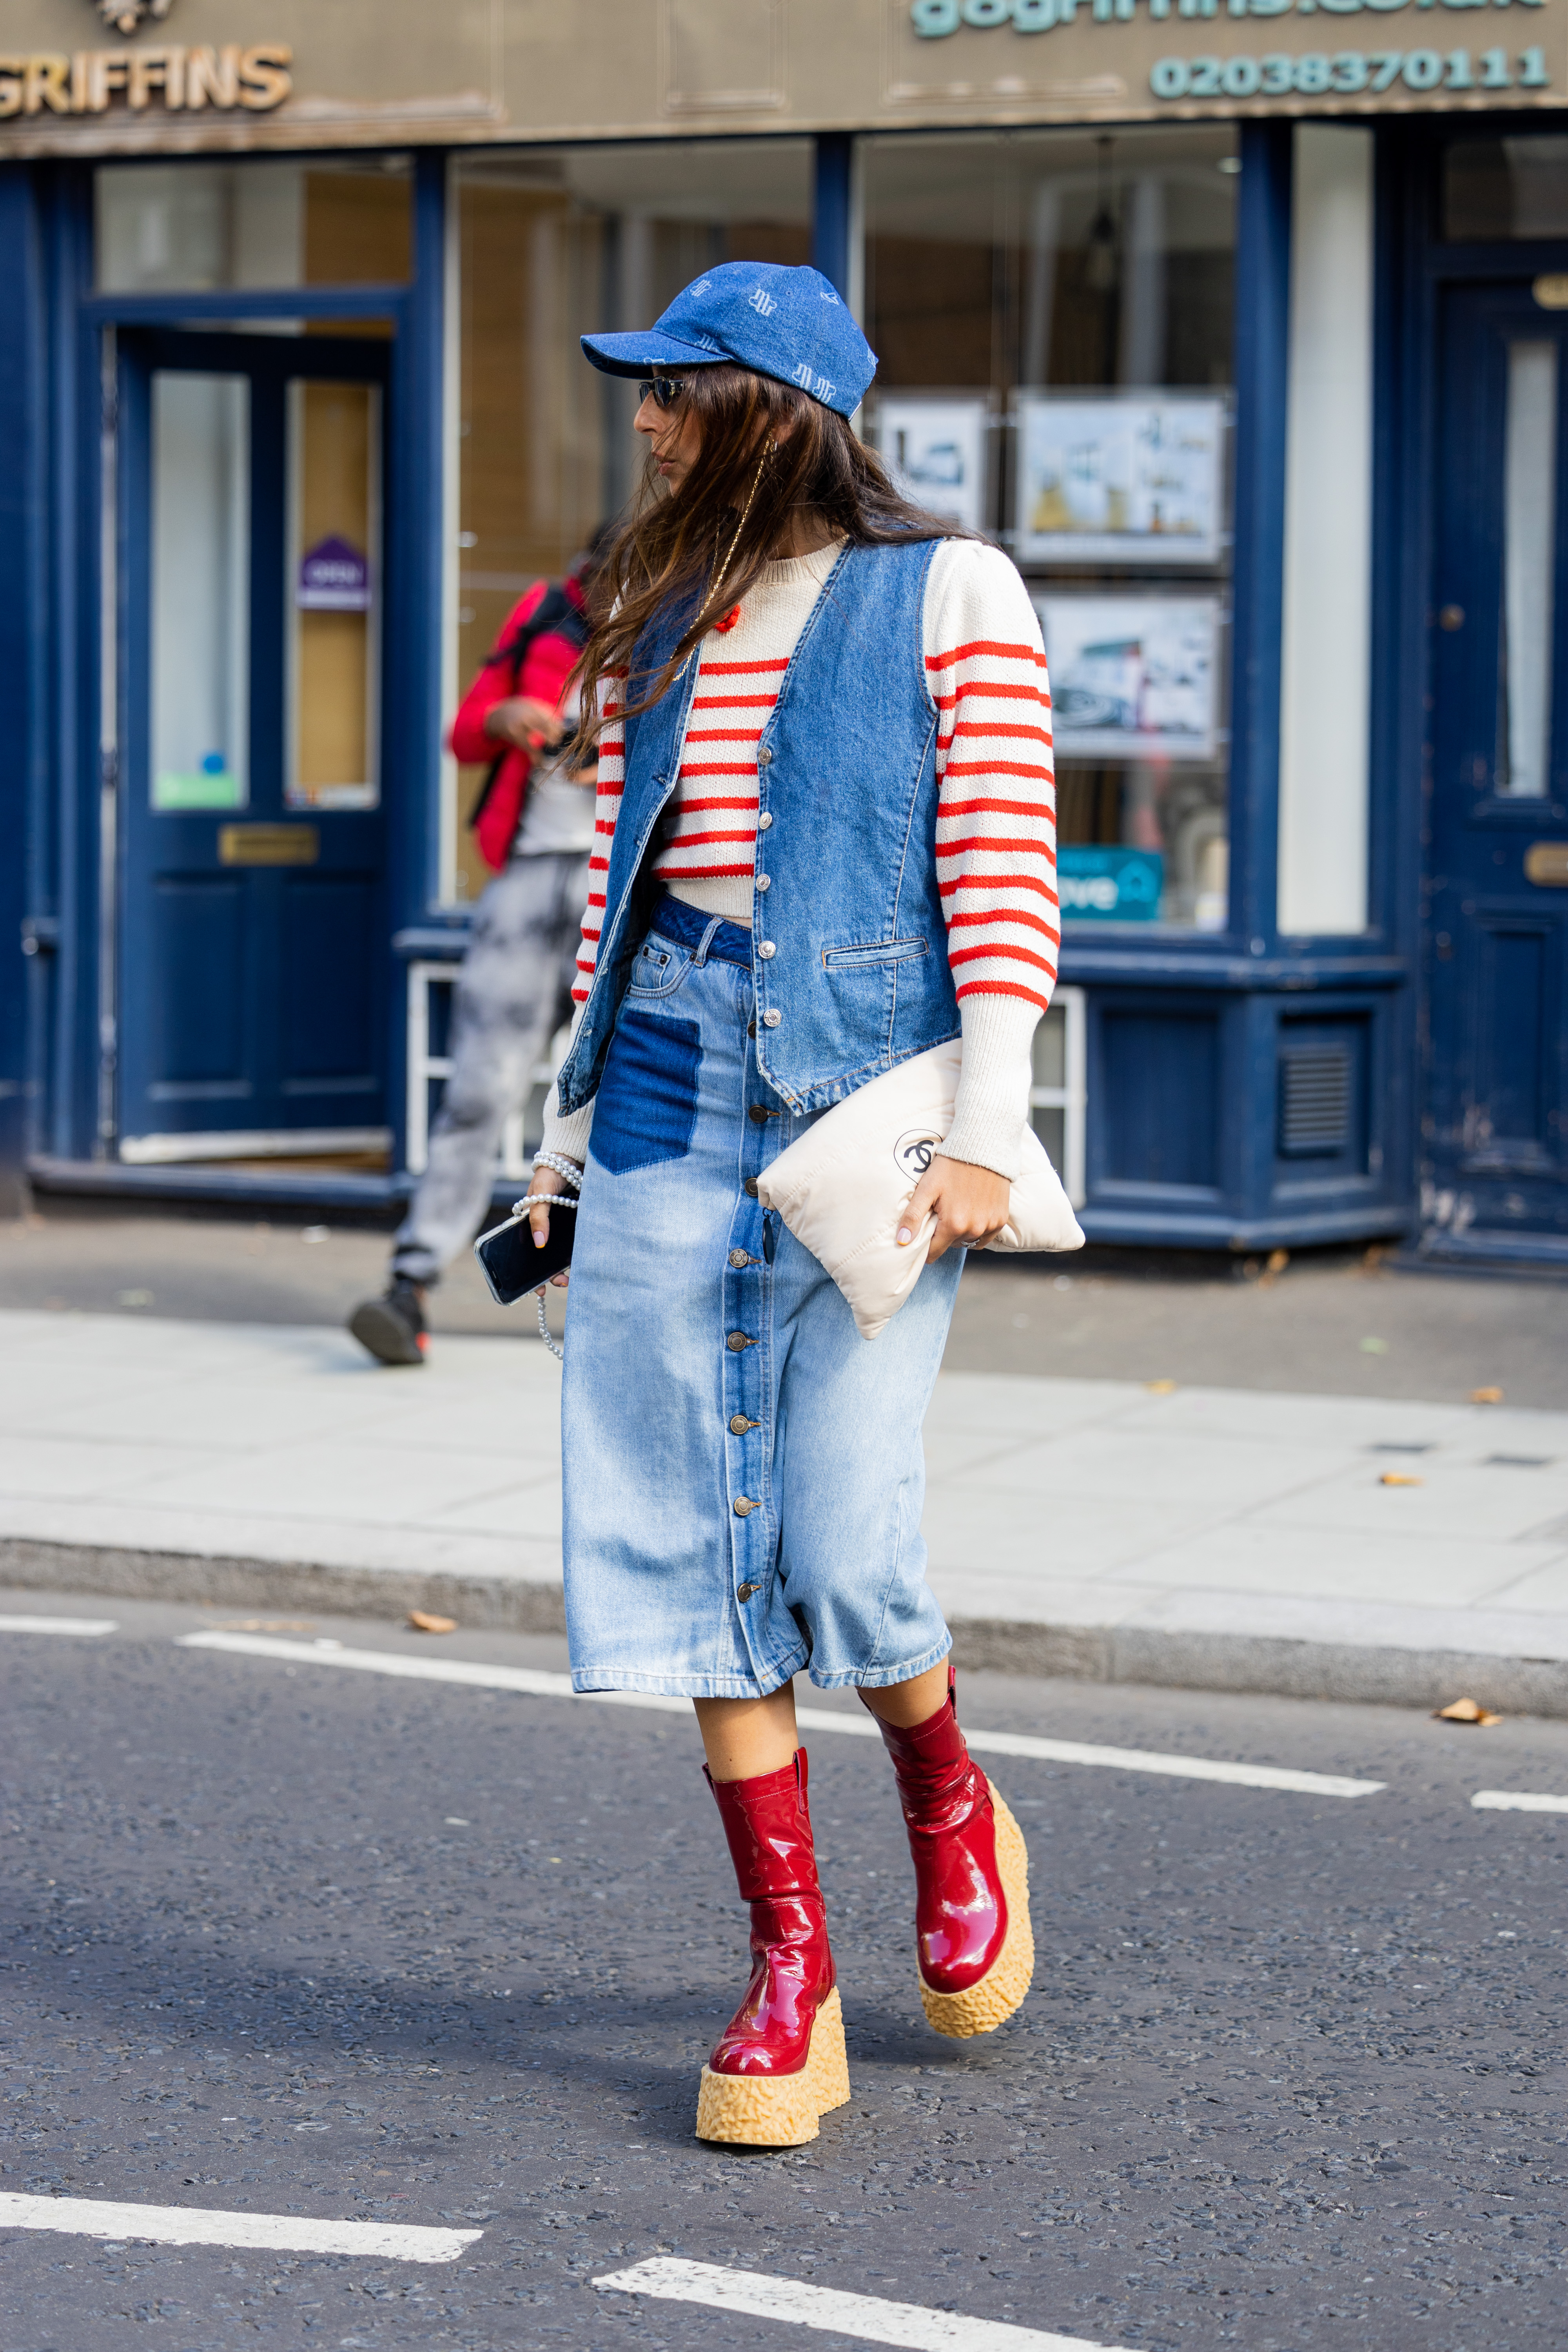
xmin=820 ymin=935 xmax=929 ymax=972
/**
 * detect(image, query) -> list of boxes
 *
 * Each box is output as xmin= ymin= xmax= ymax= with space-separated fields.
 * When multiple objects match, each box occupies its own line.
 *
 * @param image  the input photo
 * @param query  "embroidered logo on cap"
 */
xmin=792 ymin=364 xmax=837 ymax=403
xmin=747 ymin=287 xmax=778 ymax=318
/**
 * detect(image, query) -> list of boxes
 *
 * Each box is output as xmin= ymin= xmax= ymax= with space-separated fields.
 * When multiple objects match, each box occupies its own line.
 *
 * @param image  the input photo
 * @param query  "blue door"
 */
xmin=117 ymin=330 xmax=390 ymax=1167
xmin=1427 ymin=284 xmax=1568 ymax=1248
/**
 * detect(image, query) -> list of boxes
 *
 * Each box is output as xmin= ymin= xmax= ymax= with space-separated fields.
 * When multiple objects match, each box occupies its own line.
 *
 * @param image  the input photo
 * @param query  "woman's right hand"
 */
xmin=485 ymin=695 xmax=568 ymax=753
xmin=527 ymin=1161 xmax=578 ymax=1289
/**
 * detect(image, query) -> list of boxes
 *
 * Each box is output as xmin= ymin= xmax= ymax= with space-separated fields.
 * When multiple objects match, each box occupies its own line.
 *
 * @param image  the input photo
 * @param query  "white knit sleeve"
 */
xmin=924 ymin=539 xmax=1057 ymax=1183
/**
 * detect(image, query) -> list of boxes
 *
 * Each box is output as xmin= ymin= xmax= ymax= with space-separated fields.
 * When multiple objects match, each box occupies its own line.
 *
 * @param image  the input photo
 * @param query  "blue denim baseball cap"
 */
xmin=581 ymin=260 xmax=877 ymax=418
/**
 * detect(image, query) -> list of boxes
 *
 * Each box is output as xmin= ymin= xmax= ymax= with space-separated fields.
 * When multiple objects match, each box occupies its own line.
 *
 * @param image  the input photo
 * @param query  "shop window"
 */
xmin=95 ymin=158 xmax=412 ymax=293
xmin=1029 ymin=986 xmax=1086 ymax=1207
xmin=443 ymin=140 xmax=812 ymax=905
xmin=862 ymin=128 xmax=1237 ymax=931
xmin=405 ymin=962 xmax=567 ymax=1177
xmin=1444 ymin=137 xmax=1568 ymax=242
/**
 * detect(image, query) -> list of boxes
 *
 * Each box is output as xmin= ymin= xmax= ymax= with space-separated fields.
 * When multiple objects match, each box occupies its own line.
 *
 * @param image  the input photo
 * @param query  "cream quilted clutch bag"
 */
xmin=756 ymin=1041 xmax=1084 ymax=1340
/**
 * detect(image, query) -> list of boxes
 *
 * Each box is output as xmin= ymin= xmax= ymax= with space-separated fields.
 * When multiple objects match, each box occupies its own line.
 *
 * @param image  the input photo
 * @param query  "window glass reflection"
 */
xmin=445 ymin=139 xmax=813 ymax=904
xmin=864 ymin=127 xmax=1237 ymax=931
xmin=96 ymin=158 xmax=413 ymax=292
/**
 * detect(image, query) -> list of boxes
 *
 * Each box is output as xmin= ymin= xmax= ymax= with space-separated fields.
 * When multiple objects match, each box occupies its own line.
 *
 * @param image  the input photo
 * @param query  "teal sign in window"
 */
xmin=1058 ymin=846 xmax=1163 ymax=922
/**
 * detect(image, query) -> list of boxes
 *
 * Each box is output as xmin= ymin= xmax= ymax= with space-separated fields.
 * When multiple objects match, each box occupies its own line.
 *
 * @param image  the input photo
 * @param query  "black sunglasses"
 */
xmin=637 ymin=377 xmax=687 ymax=410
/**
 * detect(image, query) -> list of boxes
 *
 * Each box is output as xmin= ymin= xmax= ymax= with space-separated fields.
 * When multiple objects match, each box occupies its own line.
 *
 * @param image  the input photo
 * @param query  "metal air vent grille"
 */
xmin=1279 ymin=1046 xmax=1352 ymax=1157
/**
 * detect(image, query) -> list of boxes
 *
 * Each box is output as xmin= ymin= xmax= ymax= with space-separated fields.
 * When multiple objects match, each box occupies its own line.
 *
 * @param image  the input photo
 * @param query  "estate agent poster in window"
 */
xmin=1033 ymin=592 xmax=1222 ymax=763
xmin=871 ymin=396 xmax=990 ymax=535
xmin=1014 ymin=394 xmax=1227 ymax=568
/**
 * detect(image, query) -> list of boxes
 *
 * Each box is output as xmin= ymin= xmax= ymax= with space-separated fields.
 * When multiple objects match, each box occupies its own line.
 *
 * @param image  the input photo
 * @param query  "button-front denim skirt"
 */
xmin=559 ymin=896 xmax=961 ymax=1699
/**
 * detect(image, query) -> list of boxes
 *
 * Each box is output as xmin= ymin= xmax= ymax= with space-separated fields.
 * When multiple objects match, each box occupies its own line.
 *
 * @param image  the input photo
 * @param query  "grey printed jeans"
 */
xmin=391 ymin=851 xmax=590 ymax=1286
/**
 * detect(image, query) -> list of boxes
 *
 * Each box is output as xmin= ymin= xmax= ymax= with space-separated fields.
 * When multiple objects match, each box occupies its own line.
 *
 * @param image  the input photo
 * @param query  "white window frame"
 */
xmin=1030 ymin=983 xmax=1087 ymax=1209
xmin=404 ymin=959 xmax=562 ymax=1181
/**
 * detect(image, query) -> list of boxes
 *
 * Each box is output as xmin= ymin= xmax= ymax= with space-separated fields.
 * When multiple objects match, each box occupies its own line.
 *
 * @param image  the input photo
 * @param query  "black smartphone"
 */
xmin=472 ymin=1199 xmax=575 ymax=1307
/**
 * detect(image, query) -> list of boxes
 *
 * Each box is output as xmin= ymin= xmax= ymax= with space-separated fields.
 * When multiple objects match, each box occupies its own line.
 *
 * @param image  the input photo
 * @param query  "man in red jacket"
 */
xmin=349 ymin=534 xmax=604 ymax=1366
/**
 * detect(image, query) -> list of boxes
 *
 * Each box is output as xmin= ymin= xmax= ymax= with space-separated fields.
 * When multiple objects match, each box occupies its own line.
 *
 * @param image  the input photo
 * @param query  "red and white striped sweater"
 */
xmin=544 ymin=537 xmax=1057 ymax=1178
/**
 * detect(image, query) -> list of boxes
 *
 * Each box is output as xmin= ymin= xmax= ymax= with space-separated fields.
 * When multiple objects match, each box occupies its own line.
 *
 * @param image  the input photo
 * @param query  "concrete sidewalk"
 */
xmin=7 ymin=1307 xmax=1568 ymax=1714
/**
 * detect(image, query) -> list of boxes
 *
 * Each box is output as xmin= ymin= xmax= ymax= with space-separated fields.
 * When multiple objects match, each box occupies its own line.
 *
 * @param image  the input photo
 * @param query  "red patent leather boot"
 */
xmin=695 ymin=1749 xmax=850 ymax=2146
xmin=870 ymin=1666 xmax=1034 ymax=2037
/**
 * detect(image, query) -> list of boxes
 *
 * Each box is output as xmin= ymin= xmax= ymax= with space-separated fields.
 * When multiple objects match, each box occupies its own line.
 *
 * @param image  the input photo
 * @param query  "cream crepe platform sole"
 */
xmin=695 ymin=1987 xmax=851 ymax=2147
xmin=917 ymin=1789 xmax=1034 ymax=2038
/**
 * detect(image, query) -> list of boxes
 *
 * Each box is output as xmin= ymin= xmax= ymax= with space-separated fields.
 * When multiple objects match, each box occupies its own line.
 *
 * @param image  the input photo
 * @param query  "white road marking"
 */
xmin=1472 ymin=1788 xmax=1568 ymax=1814
xmin=0 ymin=2191 xmax=479 ymax=2262
xmin=0 ymin=1615 xmax=117 ymax=1636
xmin=595 ymin=2258 xmax=1131 ymax=2351
xmin=178 ymin=1631 xmax=1383 ymax=1798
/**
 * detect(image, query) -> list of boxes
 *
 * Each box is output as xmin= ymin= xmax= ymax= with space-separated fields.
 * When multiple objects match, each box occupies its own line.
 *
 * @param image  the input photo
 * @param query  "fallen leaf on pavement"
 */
xmin=407 ymin=1611 xmax=457 ymax=1635
xmin=1434 ymin=1696 xmax=1503 ymax=1726
xmin=1471 ymin=1387 xmax=1504 ymax=1405
xmin=1379 ymin=1472 xmax=1423 ymax=1487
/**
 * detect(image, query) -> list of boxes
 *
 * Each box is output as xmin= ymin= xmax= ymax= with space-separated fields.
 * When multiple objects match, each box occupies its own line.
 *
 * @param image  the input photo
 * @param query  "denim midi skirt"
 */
xmin=560 ymin=895 xmax=961 ymax=1699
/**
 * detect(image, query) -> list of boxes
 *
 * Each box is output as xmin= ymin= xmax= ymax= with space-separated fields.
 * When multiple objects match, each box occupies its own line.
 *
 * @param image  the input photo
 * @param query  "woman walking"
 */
xmin=526 ymin=263 xmax=1058 ymax=2147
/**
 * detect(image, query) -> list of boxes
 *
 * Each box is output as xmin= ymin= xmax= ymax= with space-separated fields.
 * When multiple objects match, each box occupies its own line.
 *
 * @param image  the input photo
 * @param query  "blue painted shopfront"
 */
xmin=1 ymin=120 xmax=1565 ymax=1261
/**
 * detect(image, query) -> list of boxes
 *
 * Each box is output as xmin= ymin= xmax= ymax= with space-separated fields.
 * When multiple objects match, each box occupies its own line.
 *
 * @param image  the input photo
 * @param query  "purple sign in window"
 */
xmin=297 ymin=535 xmax=370 ymax=612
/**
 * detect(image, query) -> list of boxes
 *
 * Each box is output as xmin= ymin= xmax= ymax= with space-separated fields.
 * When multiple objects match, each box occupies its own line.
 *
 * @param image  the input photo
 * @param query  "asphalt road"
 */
xmin=4 ymin=1595 xmax=1565 ymax=2352
xmin=4 ymin=1201 xmax=1564 ymax=1406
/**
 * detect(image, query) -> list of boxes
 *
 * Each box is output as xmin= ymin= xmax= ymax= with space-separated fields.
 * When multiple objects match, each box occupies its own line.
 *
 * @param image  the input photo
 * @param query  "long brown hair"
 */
xmin=575 ymin=365 xmax=972 ymax=739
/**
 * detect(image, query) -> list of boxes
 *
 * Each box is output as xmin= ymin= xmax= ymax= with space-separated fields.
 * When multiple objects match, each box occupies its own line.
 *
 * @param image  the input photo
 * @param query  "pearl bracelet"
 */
xmin=531 ymin=1150 xmax=583 ymax=1192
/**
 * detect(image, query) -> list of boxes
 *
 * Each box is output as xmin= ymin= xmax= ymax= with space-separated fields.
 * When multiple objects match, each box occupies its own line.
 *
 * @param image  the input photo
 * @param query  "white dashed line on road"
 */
xmin=595 ymin=2258 xmax=1131 ymax=2351
xmin=0 ymin=2191 xmax=480 ymax=2261
xmin=1472 ymin=1788 xmax=1568 ymax=1814
xmin=178 ymin=1631 xmax=1385 ymax=1798
xmin=0 ymin=1615 xmax=118 ymax=1636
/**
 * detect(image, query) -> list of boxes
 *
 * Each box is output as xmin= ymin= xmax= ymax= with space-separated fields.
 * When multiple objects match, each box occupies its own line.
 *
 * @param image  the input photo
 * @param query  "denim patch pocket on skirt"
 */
xmin=590 ymin=1006 xmax=703 ymax=1174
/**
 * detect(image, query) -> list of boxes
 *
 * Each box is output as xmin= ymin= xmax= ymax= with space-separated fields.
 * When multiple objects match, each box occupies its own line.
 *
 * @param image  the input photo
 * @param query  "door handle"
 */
xmin=1524 ymin=842 xmax=1568 ymax=887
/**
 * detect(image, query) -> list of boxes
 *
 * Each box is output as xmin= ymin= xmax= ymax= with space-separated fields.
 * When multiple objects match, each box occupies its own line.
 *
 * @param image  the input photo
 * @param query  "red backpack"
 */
xmin=467 ymin=584 xmax=590 ymax=872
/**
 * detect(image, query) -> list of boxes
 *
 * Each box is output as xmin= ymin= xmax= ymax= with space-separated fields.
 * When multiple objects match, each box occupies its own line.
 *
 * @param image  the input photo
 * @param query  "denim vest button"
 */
xmin=758 ymin=811 xmax=773 ymax=829
xmin=736 ymin=1582 xmax=759 ymax=1600
xmin=755 ymin=874 xmax=771 ymax=892
xmin=758 ymin=940 xmax=776 ymax=958
xmin=757 ymin=747 xmax=773 ymax=765
xmin=729 ymin=1413 xmax=755 ymax=1434
xmin=726 ymin=1330 xmax=754 ymax=1351
xmin=728 ymin=1248 xmax=750 ymax=1268
xmin=762 ymin=1008 xmax=782 ymax=1028
xmin=743 ymin=1178 xmax=759 ymax=1198
xmin=733 ymin=1496 xmax=759 ymax=1518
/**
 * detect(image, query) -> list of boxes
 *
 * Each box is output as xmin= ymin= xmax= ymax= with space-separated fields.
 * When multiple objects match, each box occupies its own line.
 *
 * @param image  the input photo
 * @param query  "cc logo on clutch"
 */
xmin=893 ymin=1128 xmax=942 ymax=1179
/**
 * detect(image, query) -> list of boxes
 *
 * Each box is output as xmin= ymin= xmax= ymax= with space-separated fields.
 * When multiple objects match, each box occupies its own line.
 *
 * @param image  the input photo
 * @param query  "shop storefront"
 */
xmin=3 ymin=0 xmax=1566 ymax=1261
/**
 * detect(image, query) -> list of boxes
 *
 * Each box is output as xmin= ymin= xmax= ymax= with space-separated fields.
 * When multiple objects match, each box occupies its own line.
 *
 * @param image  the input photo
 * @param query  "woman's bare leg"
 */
xmin=857 ymin=1661 xmax=949 ymax=1731
xmin=694 ymin=1684 xmax=800 ymax=1781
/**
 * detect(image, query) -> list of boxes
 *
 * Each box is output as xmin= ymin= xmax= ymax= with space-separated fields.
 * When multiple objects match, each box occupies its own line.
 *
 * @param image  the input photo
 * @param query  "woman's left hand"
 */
xmin=896 ymin=1154 xmax=1012 ymax=1262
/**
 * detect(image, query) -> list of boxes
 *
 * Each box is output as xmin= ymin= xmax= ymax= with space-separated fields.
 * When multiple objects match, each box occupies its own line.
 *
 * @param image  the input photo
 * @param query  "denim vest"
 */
xmin=556 ymin=536 xmax=958 ymax=1117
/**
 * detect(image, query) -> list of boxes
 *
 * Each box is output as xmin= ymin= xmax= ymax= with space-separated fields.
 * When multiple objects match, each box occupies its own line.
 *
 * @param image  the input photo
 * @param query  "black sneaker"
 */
xmin=348 ymin=1277 xmax=428 ymax=1367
